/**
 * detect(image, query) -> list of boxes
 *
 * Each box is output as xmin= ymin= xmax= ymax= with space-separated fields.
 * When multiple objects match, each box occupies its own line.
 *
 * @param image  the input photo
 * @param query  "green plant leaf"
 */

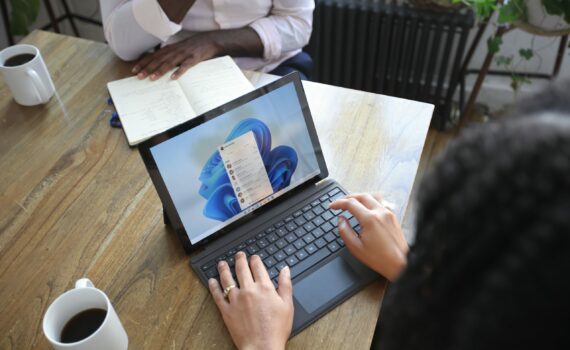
xmin=9 ymin=0 xmax=41 ymax=36
xmin=487 ymin=36 xmax=503 ymax=54
xmin=510 ymin=74 xmax=532 ymax=92
xmin=519 ymin=48 xmax=534 ymax=60
xmin=498 ymin=0 xmax=526 ymax=24
xmin=496 ymin=55 xmax=513 ymax=66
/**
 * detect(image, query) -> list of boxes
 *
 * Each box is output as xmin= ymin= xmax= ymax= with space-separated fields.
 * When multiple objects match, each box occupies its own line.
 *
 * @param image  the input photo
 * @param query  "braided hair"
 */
xmin=378 ymin=110 xmax=570 ymax=349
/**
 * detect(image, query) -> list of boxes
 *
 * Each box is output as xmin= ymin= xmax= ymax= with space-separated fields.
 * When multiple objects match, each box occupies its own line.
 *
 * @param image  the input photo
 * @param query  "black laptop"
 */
xmin=138 ymin=72 xmax=378 ymax=335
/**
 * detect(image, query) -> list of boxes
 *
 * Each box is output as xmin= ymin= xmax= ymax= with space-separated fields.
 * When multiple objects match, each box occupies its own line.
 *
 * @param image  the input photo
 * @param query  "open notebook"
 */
xmin=107 ymin=56 xmax=254 ymax=146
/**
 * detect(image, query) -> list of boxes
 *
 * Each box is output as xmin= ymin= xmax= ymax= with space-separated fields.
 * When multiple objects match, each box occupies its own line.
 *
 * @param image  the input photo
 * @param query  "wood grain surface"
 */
xmin=0 ymin=31 xmax=432 ymax=349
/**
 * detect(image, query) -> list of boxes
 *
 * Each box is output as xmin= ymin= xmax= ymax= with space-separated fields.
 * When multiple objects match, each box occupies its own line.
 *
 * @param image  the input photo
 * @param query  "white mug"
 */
xmin=0 ymin=44 xmax=55 ymax=106
xmin=42 ymin=278 xmax=128 ymax=350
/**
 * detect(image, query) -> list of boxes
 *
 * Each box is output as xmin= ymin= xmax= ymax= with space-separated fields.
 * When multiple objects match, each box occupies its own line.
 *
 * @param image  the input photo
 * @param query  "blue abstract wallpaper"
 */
xmin=199 ymin=118 xmax=298 ymax=221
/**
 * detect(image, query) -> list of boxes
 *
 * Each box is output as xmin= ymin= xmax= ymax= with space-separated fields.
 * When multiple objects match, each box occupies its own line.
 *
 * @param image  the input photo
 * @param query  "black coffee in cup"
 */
xmin=3 ymin=53 xmax=35 ymax=67
xmin=60 ymin=308 xmax=107 ymax=343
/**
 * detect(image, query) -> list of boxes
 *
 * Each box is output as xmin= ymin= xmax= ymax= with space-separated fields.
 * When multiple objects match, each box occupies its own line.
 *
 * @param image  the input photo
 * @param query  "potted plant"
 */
xmin=9 ymin=0 xmax=41 ymax=36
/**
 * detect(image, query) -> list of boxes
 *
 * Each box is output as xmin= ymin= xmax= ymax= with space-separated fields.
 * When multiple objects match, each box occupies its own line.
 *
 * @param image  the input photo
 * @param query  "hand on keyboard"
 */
xmin=330 ymin=193 xmax=408 ymax=282
xmin=208 ymin=251 xmax=293 ymax=350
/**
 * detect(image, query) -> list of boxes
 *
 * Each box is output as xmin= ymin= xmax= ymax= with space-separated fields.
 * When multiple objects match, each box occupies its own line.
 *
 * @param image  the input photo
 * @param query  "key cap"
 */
xmin=312 ymin=227 xmax=325 ymax=238
xmin=322 ymin=211 xmax=334 ymax=221
xmin=294 ymin=217 xmax=307 ymax=226
xmin=324 ymin=232 xmax=336 ymax=242
xmin=328 ymin=188 xmax=340 ymax=196
xmin=205 ymin=268 xmax=218 ymax=279
xmin=305 ymin=243 xmax=317 ymax=254
xmin=266 ymin=244 xmax=278 ymax=254
xmin=246 ymin=238 xmax=256 ymax=245
xmin=319 ymin=194 xmax=329 ymax=202
xmin=337 ymin=238 xmax=345 ymax=247
xmin=275 ymin=239 xmax=287 ymax=249
xmin=285 ymin=216 xmax=294 ymax=223
xmin=295 ymin=250 xmax=308 ymax=261
xmin=286 ymin=222 xmax=297 ymax=232
xmin=256 ymin=232 xmax=266 ymax=239
xmin=313 ymin=217 xmax=325 ymax=227
xmin=275 ymin=251 xmax=287 ymax=261
xmin=303 ymin=212 xmax=315 ymax=221
xmin=286 ymin=256 xmax=299 ymax=267
xmin=276 ymin=228 xmax=288 ymax=237
xmin=321 ymin=222 xmax=334 ymax=232
xmin=311 ymin=200 xmax=320 ymax=207
xmin=349 ymin=217 xmax=359 ymax=228
xmin=294 ymin=227 xmax=307 ymax=238
xmin=264 ymin=256 xmax=276 ymax=267
xmin=276 ymin=261 xmax=288 ymax=271
xmin=285 ymin=233 xmax=297 ymax=243
xmin=266 ymin=233 xmax=278 ymax=242
xmin=275 ymin=221 xmax=285 ymax=228
xmin=284 ymin=244 xmax=296 ymax=255
xmin=293 ymin=210 xmax=303 ymax=217
xmin=227 ymin=249 xmax=237 ymax=257
xmin=312 ymin=206 xmax=324 ymax=215
xmin=303 ymin=222 xmax=316 ymax=232
xmin=237 ymin=243 xmax=246 ymax=250
xmin=257 ymin=250 xmax=268 ymax=259
xmin=293 ymin=240 xmax=306 ymax=250
xmin=246 ymin=245 xmax=258 ymax=255
xmin=314 ymin=238 xmax=327 ymax=249
xmin=227 ymin=256 xmax=235 ymax=267
xmin=302 ymin=234 xmax=315 ymax=244
xmin=302 ymin=205 xmax=312 ymax=212
xmin=327 ymin=242 xmax=340 ymax=253
xmin=268 ymin=267 xmax=279 ymax=279
xmin=257 ymin=239 xmax=268 ymax=249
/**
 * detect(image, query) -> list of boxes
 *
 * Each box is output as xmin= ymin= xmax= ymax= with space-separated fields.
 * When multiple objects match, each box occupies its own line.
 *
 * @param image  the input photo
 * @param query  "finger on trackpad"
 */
xmin=294 ymin=257 xmax=358 ymax=314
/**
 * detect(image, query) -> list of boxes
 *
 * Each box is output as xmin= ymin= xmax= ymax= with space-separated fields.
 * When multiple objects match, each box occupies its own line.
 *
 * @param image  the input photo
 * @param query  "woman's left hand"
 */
xmin=132 ymin=32 xmax=220 ymax=80
xmin=209 ymin=251 xmax=294 ymax=350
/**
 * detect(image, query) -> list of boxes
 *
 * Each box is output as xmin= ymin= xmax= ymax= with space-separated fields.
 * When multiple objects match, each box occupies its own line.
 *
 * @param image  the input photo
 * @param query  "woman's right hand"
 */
xmin=330 ymin=193 xmax=408 ymax=282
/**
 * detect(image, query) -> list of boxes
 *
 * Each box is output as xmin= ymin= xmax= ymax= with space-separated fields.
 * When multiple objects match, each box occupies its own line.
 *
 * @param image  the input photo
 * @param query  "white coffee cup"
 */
xmin=42 ymin=278 xmax=128 ymax=350
xmin=0 ymin=44 xmax=55 ymax=106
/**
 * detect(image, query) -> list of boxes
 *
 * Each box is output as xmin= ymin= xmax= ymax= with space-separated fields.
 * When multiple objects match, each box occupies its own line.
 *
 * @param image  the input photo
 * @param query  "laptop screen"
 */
xmin=148 ymin=81 xmax=321 ymax=244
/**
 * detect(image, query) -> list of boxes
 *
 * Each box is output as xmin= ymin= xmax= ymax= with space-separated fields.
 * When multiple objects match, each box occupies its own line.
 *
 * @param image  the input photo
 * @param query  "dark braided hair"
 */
xmin=378 ymin=109 xmax=570 ymax=349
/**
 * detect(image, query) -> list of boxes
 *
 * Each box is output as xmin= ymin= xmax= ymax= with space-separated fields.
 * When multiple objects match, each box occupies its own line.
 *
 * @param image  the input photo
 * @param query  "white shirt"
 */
xmin=100 ymin=0 xmax=315 ymax=72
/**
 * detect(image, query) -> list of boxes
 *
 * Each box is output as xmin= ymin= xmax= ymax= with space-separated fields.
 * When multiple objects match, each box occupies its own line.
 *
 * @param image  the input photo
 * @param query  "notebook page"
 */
xmin=107 ymin=75 xmax=196 ymax=145
xmin=177 ymin=56 xmax=254 ymax=116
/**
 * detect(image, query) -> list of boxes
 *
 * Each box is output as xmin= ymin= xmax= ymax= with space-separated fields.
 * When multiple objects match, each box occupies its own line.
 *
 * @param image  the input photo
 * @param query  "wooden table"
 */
xmin=0 ymin=31 xmax=432 ymax=349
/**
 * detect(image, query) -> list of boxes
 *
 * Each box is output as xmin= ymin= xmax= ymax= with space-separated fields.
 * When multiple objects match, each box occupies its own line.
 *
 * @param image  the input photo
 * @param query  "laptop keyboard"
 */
xmin=200 ymin=187 xmax=361 ymax=286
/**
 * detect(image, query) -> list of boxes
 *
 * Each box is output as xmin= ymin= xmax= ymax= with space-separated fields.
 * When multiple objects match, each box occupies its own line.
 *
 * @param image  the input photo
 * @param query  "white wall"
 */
xmin=1 ymin=1 xmax=568 ymax=111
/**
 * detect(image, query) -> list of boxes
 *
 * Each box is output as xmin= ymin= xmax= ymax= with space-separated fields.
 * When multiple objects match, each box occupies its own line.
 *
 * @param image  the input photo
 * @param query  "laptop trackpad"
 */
xmin=294 ymin=257 xmax=358 ymax=314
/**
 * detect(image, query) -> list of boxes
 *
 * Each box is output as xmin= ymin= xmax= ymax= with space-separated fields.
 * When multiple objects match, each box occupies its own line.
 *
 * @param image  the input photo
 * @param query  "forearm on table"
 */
xmin=209 ymin=27 xmax=264 ymax=58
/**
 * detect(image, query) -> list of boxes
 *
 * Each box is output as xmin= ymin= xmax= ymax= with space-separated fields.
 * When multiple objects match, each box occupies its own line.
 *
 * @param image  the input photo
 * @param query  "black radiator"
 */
xmin=306 ymin=0 xmax=474 ymax=129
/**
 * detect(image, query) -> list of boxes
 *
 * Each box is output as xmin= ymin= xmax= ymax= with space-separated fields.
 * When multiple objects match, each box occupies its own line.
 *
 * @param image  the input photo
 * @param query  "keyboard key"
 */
xmin=205 ymin=268 xmax=218 ymax=279
xmin=314 ymin=238 xmax=327 ymax=249
xmin=349 ymin=217 xmax=359 ymax=228
xmin=284 ymin=245 xmax=296 ymax=256
xmin=313 ymin=216 xmax=325 ymax=226
xmin=337 ymin=238 xmax=345 ymax=247
xmin=268 ymin=267 xmax=279 ymax=279
xmin=311 ymin=200 xmax=320 ymax=207
xmin=275 ymin=239 xmax=287 ymax=249
xmin=302 ymin=234 xmax=315 ymax=244
xmin=290 ymin=248 xmax=332 ymax=279
xmin=303 ymin=212 xmax=315 ymax=221
xmin=293 ymin=240 xmax=306 ymax=250
xmin=303 ymin=222 xmax=316 ymax=232
xmin=354 ymin=225 xmax=361 ymax=234
xmin=227 ymin=249 xmax=237 ymax=256
xmin=201 ymin=262 xmax=215 ymax=271
xmin=319 ymin=194 xmax=329 ymax=202
xmin=266 ymin=233 xmax=278 ymax=243
xmin=257 ymin=239 xmax=268 ymax=249
xmin=256 ymin=232 xmax=266 ymax=239
xmin=285 ymin=233 xmax=297 ymax=243
xmin=275 ymin=221 xmax=285 ymax=228
xmin=327 ymin=242 xmax=340 ymax=253
xmin=237 ymin=243 xmax=246 ymax=250
xmin=246 ymin=245 xmax=258 ymax=255
xmin=322 ymin=211 xmax=334 ymax=221
xmin=285 ymin=216 xmax=294 ymax=223
xmin=302 ymin=205 xmax=312 ymax=212
xmin=276 ymin=228 xmax=288 ymax=237
xmin=293 ymin=210 xmax=303 ymax=217
xmin=265 ymin=227 xmax=276 ymax=234
xmin=321 ymin=221 xmax=334 ymax=232
xmin=227 ymin=256 xmax=235 ymax=266
xmin=328 ymin=188 xmax=341 ymax=196
xmin=305 ymin=243 xmax=317 ymax=254
xmin=246 ymin=238 xmax=256 ymax=245
xmin=294 ymin=227 xmax=307 ymax=238
xmin=324 ymin=232 xmax=336 ymax=242
xmin=294 ymin=217 xmax=307 ymax=226
xmin=285 ymin=222 xmax=297 ymax=232
xmin=264 ymin=256 xmax=276 ymax=267
xmin=312 ymin=227 xmax=325 ymax=238
xmin=342 ymin=210 xmax=354 ymax=219
xmin=276 ymin=261 xmax=288 ymax=271
xmin=266 ymin=244 xmax=278 ymax=255
xmin=332 ymin=227 xmax=340 ymax=237
xmin=258 ymin=250 xmax=268 ymax=259
xmin=295 ymin=250 xmax=308 ymax=261
xmin=312 ymin=206 xmax=324 ymax=215
xmin=286 ymin=256 xmax=299 ymax=267
xmin=275 ymin=251 xmax=287 ymax=261
xmin=216 ymin=255 xmax=226 ymax=263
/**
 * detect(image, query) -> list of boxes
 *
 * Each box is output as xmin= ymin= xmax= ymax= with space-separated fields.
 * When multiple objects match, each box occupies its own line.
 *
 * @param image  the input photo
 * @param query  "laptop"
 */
xmin=138 ymin=72 xmax=378 ymax=335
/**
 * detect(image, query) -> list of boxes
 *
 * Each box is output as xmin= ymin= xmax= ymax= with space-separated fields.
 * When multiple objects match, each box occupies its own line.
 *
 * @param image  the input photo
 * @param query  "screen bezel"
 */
xmin=138 ymin=72 xmax=328 ymax=253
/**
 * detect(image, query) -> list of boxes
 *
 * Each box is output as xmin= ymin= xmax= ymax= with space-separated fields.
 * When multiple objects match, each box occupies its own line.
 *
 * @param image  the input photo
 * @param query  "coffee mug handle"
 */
xmin=75 ymin=278 xmax=95 ymax=289
xmin=26 ymin=69 xmax=49 ymax=104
